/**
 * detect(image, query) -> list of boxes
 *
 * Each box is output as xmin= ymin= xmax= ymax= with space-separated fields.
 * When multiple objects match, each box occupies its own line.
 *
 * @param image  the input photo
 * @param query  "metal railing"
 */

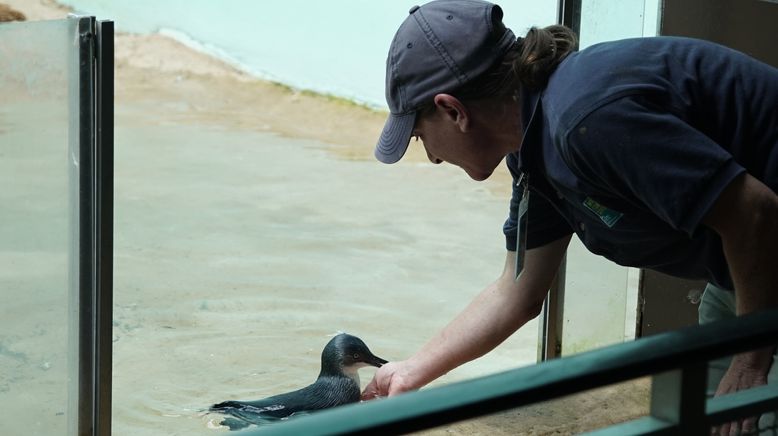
xmin=239 ymin=309 xmax=778 ymax=435
xmin=74 ymin=16 xmax=114 ymax=436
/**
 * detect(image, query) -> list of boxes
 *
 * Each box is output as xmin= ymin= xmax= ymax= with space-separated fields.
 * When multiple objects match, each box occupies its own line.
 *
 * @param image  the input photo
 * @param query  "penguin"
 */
xmin=210 ymin=333 xmax=387 ymax=430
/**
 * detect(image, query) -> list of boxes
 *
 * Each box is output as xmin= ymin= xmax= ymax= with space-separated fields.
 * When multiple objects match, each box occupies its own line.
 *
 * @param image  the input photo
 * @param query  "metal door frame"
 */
xmin=74 ymin=15 xmax=114 ymax=436
xmin=536 ymin=0 xmax=581 ymax=362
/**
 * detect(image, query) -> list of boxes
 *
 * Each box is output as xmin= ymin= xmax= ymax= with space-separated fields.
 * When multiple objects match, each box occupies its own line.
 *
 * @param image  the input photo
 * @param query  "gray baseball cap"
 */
xmin=375 ymin=0 xmax=516 ymax=164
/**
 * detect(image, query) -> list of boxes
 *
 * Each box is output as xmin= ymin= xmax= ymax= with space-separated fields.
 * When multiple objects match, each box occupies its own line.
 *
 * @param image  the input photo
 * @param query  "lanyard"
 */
xmin=515 ymin=172 xmax=530 ymax=280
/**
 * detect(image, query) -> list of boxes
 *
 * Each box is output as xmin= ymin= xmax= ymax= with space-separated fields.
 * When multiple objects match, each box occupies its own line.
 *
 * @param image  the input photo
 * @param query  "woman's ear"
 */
xmin=433 ymin=94 xmax=471 ymax=132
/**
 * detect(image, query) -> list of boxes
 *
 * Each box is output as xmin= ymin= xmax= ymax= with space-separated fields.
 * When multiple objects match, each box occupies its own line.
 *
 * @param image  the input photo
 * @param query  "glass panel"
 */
xmin=84 ymin=0 xmax=560 ymax=433
xmin=0 ymin=18 xmax=79 ymax=436
xmin=579 ymin=0 xmax=661 ymax=49
xmin=560 ymin=0 xmax=662 ymax=355
xmin=563 ymin=240 xmax=632 ymax=354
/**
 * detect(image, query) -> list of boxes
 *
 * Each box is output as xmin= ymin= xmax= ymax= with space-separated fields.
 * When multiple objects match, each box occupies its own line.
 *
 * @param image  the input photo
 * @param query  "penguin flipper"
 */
xmin=211 ymin=398 xmax=291 ymax=430
xmin=219 ymin=417 xmax=251 ymax=431
xmin=213 ymin=405 xmax=286 ymax=431
xmin=211 ymin=400 xmax=247 ymax=411
xmin=211 ymin=399 xmax=289 ymax=417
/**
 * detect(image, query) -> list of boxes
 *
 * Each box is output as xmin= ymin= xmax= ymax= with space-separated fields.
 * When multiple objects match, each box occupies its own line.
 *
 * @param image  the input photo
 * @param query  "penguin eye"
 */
xmin=352 ymin=353 xmax=360 ymax=360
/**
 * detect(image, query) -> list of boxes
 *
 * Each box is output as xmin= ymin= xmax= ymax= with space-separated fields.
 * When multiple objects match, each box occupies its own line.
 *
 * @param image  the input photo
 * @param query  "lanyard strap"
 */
xmin=515 ymin=172 xmax=530 ymax=280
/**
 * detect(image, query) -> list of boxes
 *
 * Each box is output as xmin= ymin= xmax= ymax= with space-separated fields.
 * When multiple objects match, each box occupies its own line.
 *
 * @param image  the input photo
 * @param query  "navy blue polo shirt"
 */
xmin=503 ymin=36 xmax=778 ymax=290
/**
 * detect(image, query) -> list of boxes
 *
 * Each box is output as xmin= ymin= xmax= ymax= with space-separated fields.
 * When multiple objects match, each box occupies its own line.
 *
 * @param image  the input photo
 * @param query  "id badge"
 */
xmin=515 ymin=172 xmax=529 ymax=280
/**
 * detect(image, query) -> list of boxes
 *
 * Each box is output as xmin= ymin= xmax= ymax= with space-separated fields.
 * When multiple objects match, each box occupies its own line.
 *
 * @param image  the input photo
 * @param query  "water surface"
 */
xmin=107 ymin=104 xmax=539 ymax=434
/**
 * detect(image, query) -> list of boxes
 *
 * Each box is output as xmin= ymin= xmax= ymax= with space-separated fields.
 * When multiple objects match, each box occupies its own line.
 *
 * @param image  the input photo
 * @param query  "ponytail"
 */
xmin=416 ymin=25 xmax=578 ymax=115
xmin=514 ymin=25 xmax=579 ymax=89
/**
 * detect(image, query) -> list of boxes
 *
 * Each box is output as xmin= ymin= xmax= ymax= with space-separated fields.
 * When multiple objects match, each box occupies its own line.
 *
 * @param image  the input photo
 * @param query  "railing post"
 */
xmin=94 ymin=19 xmax=114 ymax=436
xmin=75 ymin=16 xmax=97 ymax=436
xmin=537 ymin=256 xmax=566 ymax=361
xmin=650 ymin=364 xmax=708 ymax=435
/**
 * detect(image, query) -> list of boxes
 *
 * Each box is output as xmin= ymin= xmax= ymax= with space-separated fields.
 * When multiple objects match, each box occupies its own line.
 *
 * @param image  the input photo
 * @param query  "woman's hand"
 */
xmin=712 ymin=349 xmax=774 ymax=435
xmin=361 ymin=360 xmax=421 ymax=400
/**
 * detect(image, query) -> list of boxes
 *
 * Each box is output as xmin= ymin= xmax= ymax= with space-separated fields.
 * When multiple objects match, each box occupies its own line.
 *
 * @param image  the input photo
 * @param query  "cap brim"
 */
xmin=374 ymin=111 xmax=416 ymax=164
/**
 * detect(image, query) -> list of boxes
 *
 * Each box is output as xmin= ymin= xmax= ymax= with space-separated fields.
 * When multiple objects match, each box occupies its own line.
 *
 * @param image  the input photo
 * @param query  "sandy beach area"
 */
xmin=2 ymin=1 xmax=649 ymax=434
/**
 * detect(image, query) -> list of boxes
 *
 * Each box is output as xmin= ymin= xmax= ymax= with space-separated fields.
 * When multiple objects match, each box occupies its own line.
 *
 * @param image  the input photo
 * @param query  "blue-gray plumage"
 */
xmin=210 ymin=333 xmax=387 ymax=430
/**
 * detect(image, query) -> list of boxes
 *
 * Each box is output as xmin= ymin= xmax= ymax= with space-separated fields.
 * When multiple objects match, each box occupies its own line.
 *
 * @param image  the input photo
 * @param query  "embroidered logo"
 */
xmin=583 ymin=197 xmax=624 ymax=228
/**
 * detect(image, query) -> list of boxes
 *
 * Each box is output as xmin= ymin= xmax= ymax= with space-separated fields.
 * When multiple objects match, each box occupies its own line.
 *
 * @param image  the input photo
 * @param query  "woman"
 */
xmin=366 ymin=1 xmax=778 ymax=434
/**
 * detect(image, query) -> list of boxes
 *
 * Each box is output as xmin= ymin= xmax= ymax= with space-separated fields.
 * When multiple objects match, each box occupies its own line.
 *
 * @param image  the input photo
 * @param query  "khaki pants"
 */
xmin=699 ymin=283 xmax=778 ymax=434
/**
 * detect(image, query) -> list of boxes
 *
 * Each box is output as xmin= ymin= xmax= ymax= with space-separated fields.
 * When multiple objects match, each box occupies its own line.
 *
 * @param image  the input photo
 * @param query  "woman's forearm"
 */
xmin=403 ymin=237 xmax=571 ymax=389
xmin=704 ymin=174 xmax=778 ymax=371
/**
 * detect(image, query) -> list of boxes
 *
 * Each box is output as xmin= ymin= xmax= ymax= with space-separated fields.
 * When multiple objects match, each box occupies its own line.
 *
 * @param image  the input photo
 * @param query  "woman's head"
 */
xmin=375 ymin=0 xmax=577 ymax=179
xmin=408 ymin=24 xmax=578 ymax=180
xmin=375 ymin=0 xmax=517 ymax=165
xmin=411 ymin=94 xmax=512 ymax=181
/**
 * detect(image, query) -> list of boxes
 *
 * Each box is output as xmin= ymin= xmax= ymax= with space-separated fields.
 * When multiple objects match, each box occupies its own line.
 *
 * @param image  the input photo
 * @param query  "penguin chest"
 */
xmin=309 ymin=376 xmax=361 ymax=408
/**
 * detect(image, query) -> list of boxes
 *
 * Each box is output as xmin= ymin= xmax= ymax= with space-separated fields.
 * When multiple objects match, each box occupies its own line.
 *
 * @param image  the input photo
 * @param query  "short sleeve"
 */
xmin=504 ymin=155 xmax=573 ymax=251
xmin=561 ymin=95 xmax=746 ymax=236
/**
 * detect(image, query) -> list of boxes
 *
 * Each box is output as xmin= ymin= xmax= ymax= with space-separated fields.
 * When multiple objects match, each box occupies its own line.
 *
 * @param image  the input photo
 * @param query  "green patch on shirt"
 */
xmin=583 ymin=197 xmax=624 ymax=228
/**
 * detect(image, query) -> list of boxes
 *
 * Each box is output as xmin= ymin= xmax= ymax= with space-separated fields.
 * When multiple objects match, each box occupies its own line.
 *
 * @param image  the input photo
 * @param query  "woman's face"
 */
xmin=411 ymin=95 xmax=521 ymax=181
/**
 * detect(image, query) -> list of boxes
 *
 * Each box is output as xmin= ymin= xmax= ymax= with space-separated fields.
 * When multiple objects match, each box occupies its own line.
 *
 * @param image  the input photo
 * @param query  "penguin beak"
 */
xmin=368 ymin=354 xmax=388 ymax=368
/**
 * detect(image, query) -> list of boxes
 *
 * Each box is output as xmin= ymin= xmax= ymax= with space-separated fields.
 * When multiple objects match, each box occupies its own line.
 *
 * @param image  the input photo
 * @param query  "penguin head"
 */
xmin=320 ymin=333 xmax=387 ymax=377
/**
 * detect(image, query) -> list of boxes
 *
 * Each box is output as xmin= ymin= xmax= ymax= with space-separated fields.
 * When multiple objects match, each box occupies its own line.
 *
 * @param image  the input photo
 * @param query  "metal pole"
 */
xmin=535 ymin=0 xmax=583 ymax=363
xmin=94 ymin=20 xmax=114 ymax=436
xmin=537 ymin=256 xmax=566 ymax=361
xmin=76 ymin=15 xmax=96 ymax=436
xmin=558 ymin=0 xmax=582 ymax=34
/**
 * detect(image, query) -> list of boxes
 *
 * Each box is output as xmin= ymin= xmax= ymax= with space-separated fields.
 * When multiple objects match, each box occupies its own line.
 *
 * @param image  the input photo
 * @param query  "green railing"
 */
xmin=238 ymin=309 xmax=778 ymax=435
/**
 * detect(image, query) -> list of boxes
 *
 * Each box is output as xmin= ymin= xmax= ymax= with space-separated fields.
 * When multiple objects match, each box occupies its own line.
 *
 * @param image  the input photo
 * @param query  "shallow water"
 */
xmin=1 ymin=98 xmax=542 ymax=434
xmin=100 ymin=103 xmax=540 ymax=435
